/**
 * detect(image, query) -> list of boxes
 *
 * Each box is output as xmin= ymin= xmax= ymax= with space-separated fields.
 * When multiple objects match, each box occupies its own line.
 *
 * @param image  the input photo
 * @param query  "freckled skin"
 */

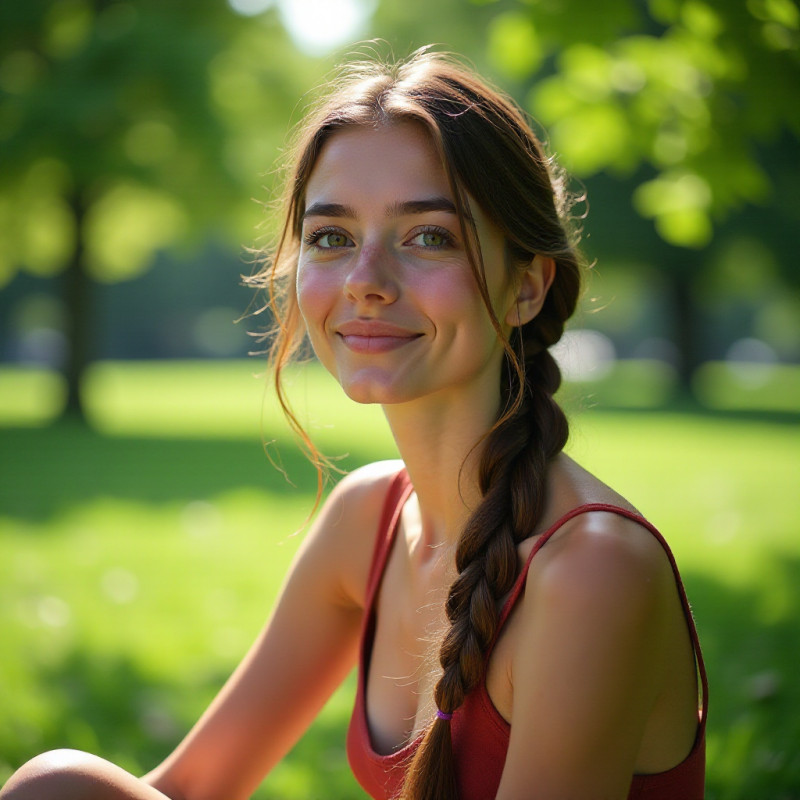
xmin=297 ymin=123 xmax=516 ymax=409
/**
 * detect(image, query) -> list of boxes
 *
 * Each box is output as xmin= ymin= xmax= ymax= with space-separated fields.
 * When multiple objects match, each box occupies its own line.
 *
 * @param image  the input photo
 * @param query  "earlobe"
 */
xmin=505 ymin=255 xmax=556 ymax=327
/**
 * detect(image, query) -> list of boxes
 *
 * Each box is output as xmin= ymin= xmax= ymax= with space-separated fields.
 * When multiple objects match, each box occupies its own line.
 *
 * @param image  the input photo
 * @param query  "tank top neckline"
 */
xmin=358 ymin=468 xmax=708 ymax=773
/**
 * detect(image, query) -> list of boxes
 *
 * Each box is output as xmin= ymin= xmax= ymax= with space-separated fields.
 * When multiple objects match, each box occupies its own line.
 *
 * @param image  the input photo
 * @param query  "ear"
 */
xmin=504 ymin=255 xmax=556 ymax=328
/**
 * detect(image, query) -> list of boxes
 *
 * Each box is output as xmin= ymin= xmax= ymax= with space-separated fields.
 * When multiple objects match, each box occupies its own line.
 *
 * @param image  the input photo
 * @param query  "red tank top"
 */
xmin=347 ymin=470 xmax=708 ymax=799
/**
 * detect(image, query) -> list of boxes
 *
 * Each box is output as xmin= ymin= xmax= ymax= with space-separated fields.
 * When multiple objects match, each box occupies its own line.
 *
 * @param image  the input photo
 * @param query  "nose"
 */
xmin=344 ymin=244 xmax=399 ymax=305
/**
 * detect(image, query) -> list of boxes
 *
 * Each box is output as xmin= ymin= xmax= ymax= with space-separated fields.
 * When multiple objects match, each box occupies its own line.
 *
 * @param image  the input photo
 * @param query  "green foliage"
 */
xmin=482 ymin=0 xmax=800 ymax=248
xmin=0 ymin=2 xmax=324 ymax=285
xmin=365 ymin=0 xmax=503 ymax=73
xmin=487 ymin=11 xmax=544 ymax=78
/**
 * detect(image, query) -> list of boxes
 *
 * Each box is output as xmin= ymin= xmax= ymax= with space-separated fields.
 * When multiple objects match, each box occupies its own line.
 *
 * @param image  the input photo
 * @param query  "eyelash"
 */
xmin=302 ymin=226 xmax=350 ymax=248
xmin=408 ymin=225 xmax=455 ymax=250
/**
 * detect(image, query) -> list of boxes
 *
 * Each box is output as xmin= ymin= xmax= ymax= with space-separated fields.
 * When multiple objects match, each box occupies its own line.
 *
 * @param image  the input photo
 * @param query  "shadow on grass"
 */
xmin=0 ymin=421 xmax=381 ymax=523
xmin=684 ymin=557 xmax=800 ymax=799
xmin=1 ymin=650 xmax=190 ymax=775
xmin=1 ymin=647 xmax=364 ymax=800
xmin=559 ymin=388 xmax=800 ymax=427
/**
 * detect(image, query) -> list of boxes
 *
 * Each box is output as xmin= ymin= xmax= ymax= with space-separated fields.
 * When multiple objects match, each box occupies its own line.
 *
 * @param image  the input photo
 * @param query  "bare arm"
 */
xmin=142 ymin=461 xmax=400 ymax=800
xmin=496 ymin=513 xmax=675 ymax=800
xmin=0 ymin=463 xmax=400 ymax=800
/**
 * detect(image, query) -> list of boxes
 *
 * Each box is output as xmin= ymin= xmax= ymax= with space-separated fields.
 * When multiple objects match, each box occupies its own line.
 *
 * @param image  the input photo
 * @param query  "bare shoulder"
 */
xmin=323 ymin=458 xmax=405 ymax=518
xmin=305 ymin=459 xmax=405 ymax=610
xmin=500 ymin=510 xmax=688 ymax=796
xmin=317 ymin=459 xmax=405 ymax=548
xmin=525 ymin=507 xmax=674 ymax=630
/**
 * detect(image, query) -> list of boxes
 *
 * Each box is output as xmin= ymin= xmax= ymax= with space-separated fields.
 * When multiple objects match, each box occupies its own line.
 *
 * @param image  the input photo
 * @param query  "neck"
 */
xmin=382 ymin=387 xmax=500 ymax=549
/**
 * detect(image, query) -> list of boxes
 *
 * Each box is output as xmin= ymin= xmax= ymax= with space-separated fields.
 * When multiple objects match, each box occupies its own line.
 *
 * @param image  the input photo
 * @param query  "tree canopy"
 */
xmin=0 ymin=1 xmax=332 ymax=415
xmin=476 ymin=0 xmax=800 ymax=251
xmin=0 ymin=1 xmax=325 ymax=287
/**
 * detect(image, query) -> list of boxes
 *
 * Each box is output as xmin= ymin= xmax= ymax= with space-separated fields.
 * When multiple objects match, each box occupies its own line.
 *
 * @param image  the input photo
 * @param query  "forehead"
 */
xmin=305 ymin=122 xmax=452 ymax=208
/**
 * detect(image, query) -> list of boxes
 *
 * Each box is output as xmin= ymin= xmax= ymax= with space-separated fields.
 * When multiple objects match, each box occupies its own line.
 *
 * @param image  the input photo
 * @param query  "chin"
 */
xmin=342 ymin=384 xmax=395 ymax=405
xmin=340 ymin=376 xmax=416 ymax=406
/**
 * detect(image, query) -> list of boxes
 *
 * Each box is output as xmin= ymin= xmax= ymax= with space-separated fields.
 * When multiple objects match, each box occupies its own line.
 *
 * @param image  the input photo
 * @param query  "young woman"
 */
xmin=0 ymin=49 xmax=706 ymax=800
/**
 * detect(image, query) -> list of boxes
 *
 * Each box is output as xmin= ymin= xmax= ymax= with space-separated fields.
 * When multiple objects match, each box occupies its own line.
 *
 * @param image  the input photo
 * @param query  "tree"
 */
xmin=473 ymin=0 xmax=800 ymax=377
xmin=0 ymin=1 xmax=322 ymax=418
xmin=479 ymin=0 xmax=798 ymax=241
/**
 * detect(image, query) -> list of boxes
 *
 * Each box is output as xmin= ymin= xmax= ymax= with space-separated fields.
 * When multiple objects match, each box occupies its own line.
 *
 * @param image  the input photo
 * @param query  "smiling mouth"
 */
xmin=337 ymin=332 xmax=422 ymax=354
xmin=335 ymin=321 xmax=422 ymax=354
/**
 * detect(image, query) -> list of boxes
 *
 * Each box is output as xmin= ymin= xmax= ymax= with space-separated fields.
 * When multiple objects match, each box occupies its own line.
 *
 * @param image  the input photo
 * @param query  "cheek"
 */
xmin=423 ymin=268 xmax=495 ymax=334
xmin=415 ymin=264 xmax=479 ymax=307
xmin=296 ymin=264 xmax=339 ymax=331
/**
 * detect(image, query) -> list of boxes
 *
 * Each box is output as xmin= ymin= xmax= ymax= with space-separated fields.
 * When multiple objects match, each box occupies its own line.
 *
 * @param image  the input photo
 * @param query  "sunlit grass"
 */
xmin=693 ymin=360 xmax=800 ymax=414
xmin=0 ymin=460 xmax=361 ymax=797
xmin=1 ymin=360 xmax=798 ymax=798
xmin=0 ymin=366 xmax=66 ymax=424
xmin=567 ymin=411 xmax=800 ymax=798
xmin=3 ymin=358 xmax=798 ymax=433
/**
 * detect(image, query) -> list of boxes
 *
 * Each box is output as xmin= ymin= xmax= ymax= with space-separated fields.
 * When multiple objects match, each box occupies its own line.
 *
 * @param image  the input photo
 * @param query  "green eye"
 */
xmin=409 ymin=227 xmax=452 ymax=249
xmin=321 ymin=232 xmax=349 ymax=248
xmin=303 ymin=227 xmax=353 ymax=249
xmin=421 ymin=231 xmax=445 ymax=247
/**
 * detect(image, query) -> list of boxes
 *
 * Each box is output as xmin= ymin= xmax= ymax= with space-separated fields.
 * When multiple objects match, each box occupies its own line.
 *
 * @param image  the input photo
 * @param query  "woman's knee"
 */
xmin=1 ymin=749 xmax=121 ymax=800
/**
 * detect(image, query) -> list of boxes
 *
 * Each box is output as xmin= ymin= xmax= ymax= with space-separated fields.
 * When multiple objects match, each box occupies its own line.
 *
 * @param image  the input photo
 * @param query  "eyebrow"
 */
xmin=302 ymin=196 xmax=470 ymax=221
xmin=302 ymin=201 xmax=356 ymax=220
xmin=387 ymin=197 xmax=460 ymax=218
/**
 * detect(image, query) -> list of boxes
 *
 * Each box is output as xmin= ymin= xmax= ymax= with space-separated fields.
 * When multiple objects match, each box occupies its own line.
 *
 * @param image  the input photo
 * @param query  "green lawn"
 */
xmin=1 ymin=361 xmax=798 ymax=799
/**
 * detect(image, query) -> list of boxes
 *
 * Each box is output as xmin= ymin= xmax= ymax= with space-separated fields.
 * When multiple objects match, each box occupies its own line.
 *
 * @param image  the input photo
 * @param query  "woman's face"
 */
xmin=296 ymin=122 xmax=519 ymax=409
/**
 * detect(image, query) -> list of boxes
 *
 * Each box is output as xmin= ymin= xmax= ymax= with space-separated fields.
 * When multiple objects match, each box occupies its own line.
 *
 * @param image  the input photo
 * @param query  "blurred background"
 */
xmin=1 ymin=1 xmax=798 ymax=798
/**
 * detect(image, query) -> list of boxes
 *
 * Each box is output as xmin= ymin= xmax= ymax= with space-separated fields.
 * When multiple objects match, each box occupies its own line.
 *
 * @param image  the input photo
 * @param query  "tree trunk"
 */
xmin=671 ymin=258 xmax=701 ymax=393
xmin=61 ymin=191 xmax=92 ymax=422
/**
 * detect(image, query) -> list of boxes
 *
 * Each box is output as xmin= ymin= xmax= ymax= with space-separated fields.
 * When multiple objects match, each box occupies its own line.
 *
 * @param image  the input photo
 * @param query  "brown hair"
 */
xmin=249 ymin=47 xmax=582 ymax=799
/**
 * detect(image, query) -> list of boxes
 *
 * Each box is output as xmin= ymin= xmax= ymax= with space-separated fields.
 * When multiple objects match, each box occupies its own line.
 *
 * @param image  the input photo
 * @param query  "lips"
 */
xmin=335 ymin=319 xmax=422 ymax=353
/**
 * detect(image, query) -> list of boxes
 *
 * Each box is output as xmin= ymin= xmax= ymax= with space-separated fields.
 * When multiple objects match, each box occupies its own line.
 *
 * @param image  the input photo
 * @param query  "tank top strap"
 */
xmin=492 ymin=503 xmax=614 ymax=634
xmin=364 ymin=468 xmax=414 ymax=608
xmin=491 ymin=502 xmax=708 ymax=734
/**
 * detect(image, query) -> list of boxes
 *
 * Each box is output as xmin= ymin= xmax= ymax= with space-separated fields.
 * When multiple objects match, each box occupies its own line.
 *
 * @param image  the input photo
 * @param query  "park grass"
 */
xmin=1 ymin=360 xmax=799 ymax=798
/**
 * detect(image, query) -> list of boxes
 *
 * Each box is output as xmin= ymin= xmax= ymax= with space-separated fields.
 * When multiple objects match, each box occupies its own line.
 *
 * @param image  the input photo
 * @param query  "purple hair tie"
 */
xmin=436 ymin=709 xmax=453 ymax=721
